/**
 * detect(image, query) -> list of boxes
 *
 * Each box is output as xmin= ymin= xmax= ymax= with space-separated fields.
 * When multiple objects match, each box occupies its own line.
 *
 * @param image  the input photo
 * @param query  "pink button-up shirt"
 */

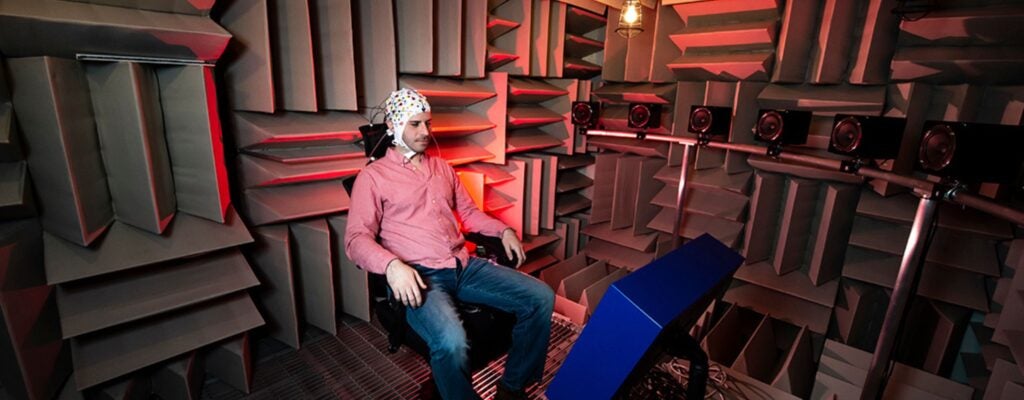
xmin=344 ymin=147 xmax=509 ymax=275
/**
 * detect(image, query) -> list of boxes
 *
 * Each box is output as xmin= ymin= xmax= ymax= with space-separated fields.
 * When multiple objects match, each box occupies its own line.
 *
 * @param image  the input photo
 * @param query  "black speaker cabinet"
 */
xmin=688 ymin=105 xmax=732 ymax=138
xmin=828 ymin=114 xmax=907 ymax=159
xmin=754 ymin=109 xmax=811 ymax=146
xmin=917 ymin=120 xmax=1024 ymax=184
xmin=571 ymin=101 xmax=600 ymax=128
xmin=628 ymin=103 xmax=662 ymax=130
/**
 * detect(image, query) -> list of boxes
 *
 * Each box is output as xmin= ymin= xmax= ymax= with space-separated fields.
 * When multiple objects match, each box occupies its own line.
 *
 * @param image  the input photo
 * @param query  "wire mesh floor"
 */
xmin=200 ymin=314 xmax=582 ymax=400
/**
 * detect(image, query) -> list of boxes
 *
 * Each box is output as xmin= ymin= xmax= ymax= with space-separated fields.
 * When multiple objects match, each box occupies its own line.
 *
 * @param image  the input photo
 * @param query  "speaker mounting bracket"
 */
xmin=935 ymin=180 xmax=967 ymax=203
xmin=840 ymin=159 xmax=864 ymax=173
xmin=636 ymin=130 xmax=648 ymax=140
xmin=766 ymin=143 xmax=783 ymax=158
xmin=696 ymin=133 xmax=712 ymax=146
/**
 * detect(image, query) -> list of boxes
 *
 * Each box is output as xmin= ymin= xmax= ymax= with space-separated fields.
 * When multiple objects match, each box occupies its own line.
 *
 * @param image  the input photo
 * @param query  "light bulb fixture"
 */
xmin=616 ymin=0 xmax=643 ymax=38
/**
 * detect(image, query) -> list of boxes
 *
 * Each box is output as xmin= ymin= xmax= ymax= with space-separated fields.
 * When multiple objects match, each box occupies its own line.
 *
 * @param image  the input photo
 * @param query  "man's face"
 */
xmin=401 ymin=111 xmax=432 ymax=153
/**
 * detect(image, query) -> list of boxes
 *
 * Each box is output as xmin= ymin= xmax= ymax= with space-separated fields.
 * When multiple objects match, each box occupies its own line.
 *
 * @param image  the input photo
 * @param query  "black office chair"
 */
xmin=342 ymin=160 xmax=517 ymax=372
xmin=366 ymin=239 xmax=517 ymax=370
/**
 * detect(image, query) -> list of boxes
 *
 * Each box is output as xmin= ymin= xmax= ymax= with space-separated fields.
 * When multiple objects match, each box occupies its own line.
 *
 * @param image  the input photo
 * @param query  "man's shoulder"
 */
xmin=355 ymin=161 xmax=388 ymax=185
xmin=429 ymin=155 xmax=456 ymax=174
xmin=361 ymin=158 xmax=395 ymax=175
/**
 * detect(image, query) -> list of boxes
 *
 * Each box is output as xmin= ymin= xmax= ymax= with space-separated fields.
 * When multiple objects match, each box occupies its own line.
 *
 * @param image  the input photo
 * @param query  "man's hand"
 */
xmin=385 ymin=259 xmax=427 ymax=308
xmin=501 ymin=228 xmax=526 ymax=268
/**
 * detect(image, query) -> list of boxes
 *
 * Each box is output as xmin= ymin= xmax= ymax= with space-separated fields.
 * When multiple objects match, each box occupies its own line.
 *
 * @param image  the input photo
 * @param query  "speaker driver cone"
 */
xmin=831 ymin=117 xmax=863 ymax=154
xmin=757 ymin=111 xmax=784 ymax=142
xmin=572 ymin=102 xmax=594 ymax=126
xmin=690 ymin=107 xmax=713 ymax=133
xmin=629 ymin=104 xmax=652 ymax=129
xmin=919 ymin=124 xmax=957 ymax=172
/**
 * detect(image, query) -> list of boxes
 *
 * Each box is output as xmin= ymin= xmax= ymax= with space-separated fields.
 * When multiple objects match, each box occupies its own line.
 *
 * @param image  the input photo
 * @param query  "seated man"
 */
xmin=345 ymin=88 xmax=556 ymax=400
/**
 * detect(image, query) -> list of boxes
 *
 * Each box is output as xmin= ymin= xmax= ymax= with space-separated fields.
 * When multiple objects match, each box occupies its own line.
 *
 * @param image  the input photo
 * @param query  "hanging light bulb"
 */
xmin=623 ymin=4 xmax=639 ymax=23
xmin=616 ymin=0 xmax=643 ymax=38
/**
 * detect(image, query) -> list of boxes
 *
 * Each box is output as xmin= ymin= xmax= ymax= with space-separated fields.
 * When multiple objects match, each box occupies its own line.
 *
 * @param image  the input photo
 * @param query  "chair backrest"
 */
xmin=358 ymin=123 xmax=392 ymax=159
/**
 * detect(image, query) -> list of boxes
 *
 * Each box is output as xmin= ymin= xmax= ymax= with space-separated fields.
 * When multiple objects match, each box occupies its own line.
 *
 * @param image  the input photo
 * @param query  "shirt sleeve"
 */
xmin=449 ymin=163 xmax=510 ymax=237
xmin=344 ymin=169 xmax=399 ymax=275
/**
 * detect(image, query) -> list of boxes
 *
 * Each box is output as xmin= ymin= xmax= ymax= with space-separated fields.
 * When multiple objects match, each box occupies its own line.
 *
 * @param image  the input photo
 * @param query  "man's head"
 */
xmin=384 ymin=88 xmax=432 ymax=156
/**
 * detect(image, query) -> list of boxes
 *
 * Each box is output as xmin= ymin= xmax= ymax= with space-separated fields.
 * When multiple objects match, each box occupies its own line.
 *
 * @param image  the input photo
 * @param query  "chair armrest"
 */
xmin=464 ymin=232 xmax=518 ymax=268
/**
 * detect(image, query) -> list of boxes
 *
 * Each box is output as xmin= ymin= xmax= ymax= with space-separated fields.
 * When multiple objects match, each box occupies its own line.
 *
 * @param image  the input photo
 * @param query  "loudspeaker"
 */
xmin=571 ymin=101 xmax=601 ymax=128
xmin=358 ymin=123 xmax=390 ymax=159
xmin=754 ymin=109 xmax=811 ymax=146
xmin=828 ymin=114 xmax=907 ymax=159
xmin=628 ymin=103 xmax=662 ymax=130
xmin=687 ymin=105 xmax=732 ymax=138
xmin=917 ymin=120 xmax=1024 ymax=184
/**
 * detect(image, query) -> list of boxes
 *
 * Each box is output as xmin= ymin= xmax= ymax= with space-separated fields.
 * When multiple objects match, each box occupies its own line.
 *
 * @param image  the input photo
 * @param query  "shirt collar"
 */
xmin=385 ymin=146 xmax=428 ymax=166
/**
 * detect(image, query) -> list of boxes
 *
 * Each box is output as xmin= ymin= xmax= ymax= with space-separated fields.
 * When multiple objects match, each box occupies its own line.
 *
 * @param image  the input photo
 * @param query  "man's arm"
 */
xmin=450 ymin=166 xmax=526 ymax=266
xmin=451 ymin=167 xmax=511 ymax=237
xmin=344 ymin=171 xmax=399 ymax=275
xmin=344 ymin=170 xmax=427 ymax=307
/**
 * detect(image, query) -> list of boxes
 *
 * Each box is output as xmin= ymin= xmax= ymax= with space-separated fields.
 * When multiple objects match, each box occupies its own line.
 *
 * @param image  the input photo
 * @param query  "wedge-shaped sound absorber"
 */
xmin=7 ymin=57 xmax=113 ymax=246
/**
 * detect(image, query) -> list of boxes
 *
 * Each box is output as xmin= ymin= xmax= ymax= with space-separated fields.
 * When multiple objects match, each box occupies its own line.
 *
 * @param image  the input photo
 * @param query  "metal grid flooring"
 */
xmin=200 ymin=314 xmax=582 ymax=400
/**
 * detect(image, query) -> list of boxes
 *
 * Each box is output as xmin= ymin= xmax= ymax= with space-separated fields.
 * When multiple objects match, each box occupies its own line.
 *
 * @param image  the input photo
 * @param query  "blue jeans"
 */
xmin=405 ymin=257 xmax=555 ymax=400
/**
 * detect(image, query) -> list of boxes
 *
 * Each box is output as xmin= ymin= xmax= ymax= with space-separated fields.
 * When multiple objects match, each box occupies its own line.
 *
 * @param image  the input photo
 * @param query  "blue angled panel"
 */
xmin=547 ymin=234 xmax=743 ymax=399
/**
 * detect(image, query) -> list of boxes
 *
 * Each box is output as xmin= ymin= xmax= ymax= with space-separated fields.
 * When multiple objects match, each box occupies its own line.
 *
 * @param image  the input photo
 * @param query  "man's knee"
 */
xmin=527 ymin=282 xmax=555 ymax=315
xmin=431 ymin=326 xmax=469 ymax=360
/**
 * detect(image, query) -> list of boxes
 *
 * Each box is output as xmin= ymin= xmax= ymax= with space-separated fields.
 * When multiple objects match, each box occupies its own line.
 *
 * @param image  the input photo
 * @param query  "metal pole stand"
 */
xmin=671 ymin=144 xmax=693 ymax=249
xmin=860 ymin=187 xmax=944 ymax=399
